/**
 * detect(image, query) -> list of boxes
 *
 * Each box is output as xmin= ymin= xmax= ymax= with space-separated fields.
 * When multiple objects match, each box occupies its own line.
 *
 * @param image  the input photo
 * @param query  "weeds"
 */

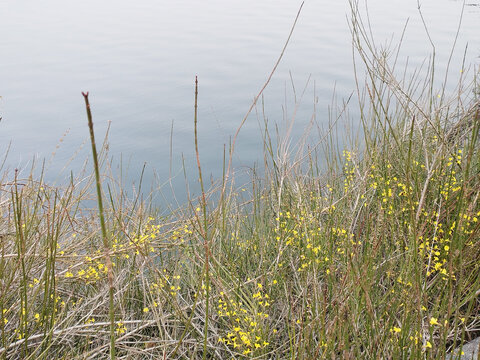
xmin=0 ymin=1 xmax=479 ymax=358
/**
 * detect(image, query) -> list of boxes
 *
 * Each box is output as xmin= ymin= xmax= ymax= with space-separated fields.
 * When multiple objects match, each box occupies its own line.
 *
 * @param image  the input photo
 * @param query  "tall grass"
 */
xmin=0 ymin=2 xmax=479 ymax=359
xmin=82 ymin=92 xmax=116 ymax=360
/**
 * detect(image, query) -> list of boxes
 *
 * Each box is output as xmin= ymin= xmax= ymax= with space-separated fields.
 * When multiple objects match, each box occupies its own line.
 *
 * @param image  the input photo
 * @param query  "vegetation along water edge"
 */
xmin=0 ymin=1 xmax=479 ymax=359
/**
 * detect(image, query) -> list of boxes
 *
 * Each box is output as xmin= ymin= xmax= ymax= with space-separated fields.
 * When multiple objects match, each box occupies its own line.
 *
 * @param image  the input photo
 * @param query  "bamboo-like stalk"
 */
xmin=12 ymin=169 xmax=28 ymax=357
xmin=193 ymin=76 xmax=210 ymax=360
xmin=82 ymin=92 xmax=116 ymax=360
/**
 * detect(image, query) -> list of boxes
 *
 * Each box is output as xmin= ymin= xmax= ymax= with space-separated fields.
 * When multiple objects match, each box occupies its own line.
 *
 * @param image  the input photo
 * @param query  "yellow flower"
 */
xmin=116 ymin=321 xmax=126 ymax=334
xmin=429 ymin=317 xmax=439 ymax=326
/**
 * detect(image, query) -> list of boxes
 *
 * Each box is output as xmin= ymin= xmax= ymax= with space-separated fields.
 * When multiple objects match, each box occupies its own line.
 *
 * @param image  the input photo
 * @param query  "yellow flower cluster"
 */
xmin=150 ymin=269 xmax=182 ymax=297
xmin=343 ymin=150 xmax=356 ymax=193
xmin=217 ymin=284 xmax=272 ymax=355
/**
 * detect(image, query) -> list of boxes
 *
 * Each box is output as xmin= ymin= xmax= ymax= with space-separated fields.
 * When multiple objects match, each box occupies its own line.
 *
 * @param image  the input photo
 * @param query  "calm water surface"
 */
xmin=1 ymin=0 xmax=479 ymax=205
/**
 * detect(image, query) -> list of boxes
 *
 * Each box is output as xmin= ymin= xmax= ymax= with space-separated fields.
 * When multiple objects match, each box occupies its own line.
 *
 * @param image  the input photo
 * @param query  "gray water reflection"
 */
xmin=0 ymin=0 xmax=479 ymax=206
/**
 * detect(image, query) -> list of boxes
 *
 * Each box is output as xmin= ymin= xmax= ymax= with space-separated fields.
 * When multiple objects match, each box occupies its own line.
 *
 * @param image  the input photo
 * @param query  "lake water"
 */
xmin=1 ymin=0 xmax=479 ymax=206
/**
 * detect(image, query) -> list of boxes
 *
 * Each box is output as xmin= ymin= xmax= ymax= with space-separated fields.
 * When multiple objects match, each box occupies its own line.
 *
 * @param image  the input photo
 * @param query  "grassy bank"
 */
xmin=1 ymin=6 xmax=479 ymax=360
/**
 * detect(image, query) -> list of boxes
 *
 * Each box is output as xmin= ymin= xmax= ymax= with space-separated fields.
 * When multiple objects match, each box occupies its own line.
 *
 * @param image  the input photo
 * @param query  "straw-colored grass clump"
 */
xmin=1 ymin=2 xmax=479 ymax=359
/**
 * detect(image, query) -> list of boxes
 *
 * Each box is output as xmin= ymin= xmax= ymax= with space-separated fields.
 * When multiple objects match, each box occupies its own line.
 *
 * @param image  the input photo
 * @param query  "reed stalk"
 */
xmin=82 ymin=92 xmax=116 ymax=360
xmin=193 ymin=76 xmax=211 ymax=360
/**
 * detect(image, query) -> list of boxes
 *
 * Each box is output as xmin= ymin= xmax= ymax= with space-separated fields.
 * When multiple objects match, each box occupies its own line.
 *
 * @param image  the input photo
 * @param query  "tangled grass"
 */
xmin=1 ymin=2 xmax=479 ymax=359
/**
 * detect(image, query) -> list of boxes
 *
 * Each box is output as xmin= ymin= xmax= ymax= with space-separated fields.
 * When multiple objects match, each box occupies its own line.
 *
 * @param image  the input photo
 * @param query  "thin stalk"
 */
xmin=193 ymin=76 xmax=210 ymax=360
xmin=12 ymin=169 xmax=28 ymax=356
xmin=0 ymin=240 xmax=5 ymax=360
xmin=82 ymin=92 xmax=116 ymax=360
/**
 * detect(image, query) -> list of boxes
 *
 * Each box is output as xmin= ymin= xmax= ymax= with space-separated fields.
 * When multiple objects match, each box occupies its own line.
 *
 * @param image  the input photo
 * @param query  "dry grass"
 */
xmin=1 ymin=1 xmax=479 ymax=358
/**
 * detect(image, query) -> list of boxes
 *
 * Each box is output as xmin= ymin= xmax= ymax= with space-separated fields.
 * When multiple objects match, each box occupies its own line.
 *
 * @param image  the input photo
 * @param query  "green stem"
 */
xmin=82 ymin=92 xmax=116 ymax=360
xmin=193 ymin=77 xmax=210 ymax=360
